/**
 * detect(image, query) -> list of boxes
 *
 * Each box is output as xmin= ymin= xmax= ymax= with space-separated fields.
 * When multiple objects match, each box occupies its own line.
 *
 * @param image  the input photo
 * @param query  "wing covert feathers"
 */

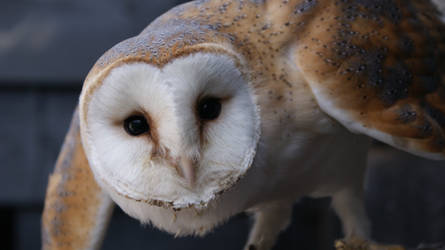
xmin=42 ymin=108 xmax=114 ymax=250
xmin=295 ymin=0 xmax=445 ymax=160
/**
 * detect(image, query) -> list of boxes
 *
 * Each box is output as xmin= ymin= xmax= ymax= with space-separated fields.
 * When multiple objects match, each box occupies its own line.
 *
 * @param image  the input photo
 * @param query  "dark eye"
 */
xmin=197 ymin=97 xmax=222 ymax=121
xmin=124 ymin=115 xmax=150 ymax=136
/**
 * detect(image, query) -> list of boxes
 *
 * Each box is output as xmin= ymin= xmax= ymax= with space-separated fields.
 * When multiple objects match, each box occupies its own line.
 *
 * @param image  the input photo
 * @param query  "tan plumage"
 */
xmin=42 ymin=0 xmax=445 ymax=249
xmin=42 ymin=109 xmax=113 ymax=250
xmin=296 ymin=0 xmax=445 ymax=159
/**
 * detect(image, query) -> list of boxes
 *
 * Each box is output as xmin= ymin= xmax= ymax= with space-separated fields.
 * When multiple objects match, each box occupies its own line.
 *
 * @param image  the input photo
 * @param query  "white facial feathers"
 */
xmin=81 ymin=53 xmax=261 ymax=212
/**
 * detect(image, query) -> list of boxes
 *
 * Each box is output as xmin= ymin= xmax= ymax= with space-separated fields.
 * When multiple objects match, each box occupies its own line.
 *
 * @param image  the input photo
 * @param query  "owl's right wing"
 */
xmin=295 ymin=0 xmax=445 ymax=160
xmin=42 ymin=107 xmax=114 ymax=250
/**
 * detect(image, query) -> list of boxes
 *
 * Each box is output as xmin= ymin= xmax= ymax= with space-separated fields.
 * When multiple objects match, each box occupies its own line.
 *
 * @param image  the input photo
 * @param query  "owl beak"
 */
xmin=180 ymin=156 xmax=195 ymax=186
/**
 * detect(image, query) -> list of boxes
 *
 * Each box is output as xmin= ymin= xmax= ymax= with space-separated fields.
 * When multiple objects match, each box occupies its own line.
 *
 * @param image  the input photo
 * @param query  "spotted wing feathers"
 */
xmin=296 ymin=0 xmax=445 ymax=160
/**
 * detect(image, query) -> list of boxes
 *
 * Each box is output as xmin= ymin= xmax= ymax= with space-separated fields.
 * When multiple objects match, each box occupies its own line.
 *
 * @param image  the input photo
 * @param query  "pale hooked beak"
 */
xmin=180 ymin=156 xmax=195 ymax=186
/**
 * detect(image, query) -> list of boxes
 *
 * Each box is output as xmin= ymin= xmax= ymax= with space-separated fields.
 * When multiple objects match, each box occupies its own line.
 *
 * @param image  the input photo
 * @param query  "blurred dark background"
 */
xmin=0 ymin=0 xmax=444 ymax=249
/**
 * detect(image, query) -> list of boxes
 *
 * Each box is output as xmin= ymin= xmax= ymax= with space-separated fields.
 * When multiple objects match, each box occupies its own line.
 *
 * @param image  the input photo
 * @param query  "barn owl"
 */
xmin=42 ymin=0 xmax=445 ymax=249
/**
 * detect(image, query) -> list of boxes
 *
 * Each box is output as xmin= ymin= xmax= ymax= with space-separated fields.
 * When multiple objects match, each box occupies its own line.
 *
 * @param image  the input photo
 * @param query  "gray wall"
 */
xmin=0 ymin=0 xmax=444 ymax=250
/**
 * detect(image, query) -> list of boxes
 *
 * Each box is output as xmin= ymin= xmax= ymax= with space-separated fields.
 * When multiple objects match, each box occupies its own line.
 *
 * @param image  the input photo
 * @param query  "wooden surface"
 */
xmin=0 ymin=0 xmax=184 ymax=84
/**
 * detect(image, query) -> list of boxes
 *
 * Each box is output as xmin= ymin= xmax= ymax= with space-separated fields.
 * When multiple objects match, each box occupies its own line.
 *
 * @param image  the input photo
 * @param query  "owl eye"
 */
xmin=197 ymin=97 xmax=222 ymax=121
xmin=124 ymin=115 xmax=150 ymax=136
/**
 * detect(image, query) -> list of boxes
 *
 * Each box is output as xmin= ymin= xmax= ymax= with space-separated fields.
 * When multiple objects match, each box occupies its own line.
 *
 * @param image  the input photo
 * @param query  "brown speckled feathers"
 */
xmin=86 ymin=0 xmax=445 ymax=159
xmin=295 ymin=0 xmax=445 ymax=159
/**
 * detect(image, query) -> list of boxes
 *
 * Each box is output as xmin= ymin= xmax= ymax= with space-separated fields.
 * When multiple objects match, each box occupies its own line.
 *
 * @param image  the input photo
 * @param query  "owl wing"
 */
xmin=295 ymin=0 xmax=445 ymax=160
xmin=42 ymin=108 xmax=114 ymax=250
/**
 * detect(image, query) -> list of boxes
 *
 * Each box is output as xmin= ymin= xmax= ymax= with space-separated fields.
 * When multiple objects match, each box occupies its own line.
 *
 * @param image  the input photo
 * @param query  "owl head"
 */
xmin=79 ymin=37 xmax=262 ymax=233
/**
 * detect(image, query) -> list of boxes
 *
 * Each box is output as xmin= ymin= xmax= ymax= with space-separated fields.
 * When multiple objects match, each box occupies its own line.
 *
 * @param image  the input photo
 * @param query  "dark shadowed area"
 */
xmin=0 ymin=0 xmax=444 ymax=250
